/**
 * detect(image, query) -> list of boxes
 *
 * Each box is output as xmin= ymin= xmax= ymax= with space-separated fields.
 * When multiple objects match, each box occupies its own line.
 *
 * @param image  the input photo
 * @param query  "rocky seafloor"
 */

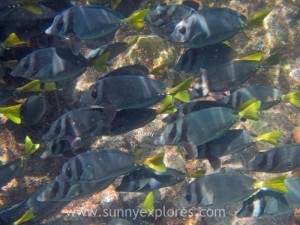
xmin=0 ymin=0 xmax=300 ymax=225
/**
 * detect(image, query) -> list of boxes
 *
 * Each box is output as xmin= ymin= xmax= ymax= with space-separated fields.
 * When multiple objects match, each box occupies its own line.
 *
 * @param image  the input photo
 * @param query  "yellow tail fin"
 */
xmin=238 ymin=98 xmax=261 ymax=121
xmin=143 ymin=152 xmax=166 ymax=172
xmin=90 ymin=52 xmax=110 ymax=72
xmin=16 ymin=80 xmax=57 ymax=93
xmin=246 ymin=8 xmax=273 ymax=28
xmin=234 ymin=53 xmax=264 ymax=62
xmin=166 ymin=78 xmax=193 ymax=103
xmin=282 ymin=92 xmax=300 ymax=107
xmin=143 ymin=192 xmax=154 ymax=214
xmin=124 ymin=9 xmax=150 ymax=29
xmin=156 ymin=96 xmax=177 ymax=114
xmin=254 ymin=176 xmax=288 ymax=193
xmin=0 ymin=33 xmax=27 ymax=47
xmin=0 ymin=104 xmax=22 ymax=124
xmin=254 ymin=130 xmax=283 ymax=145
xmin=0 ymin=60 xmax=19 ymax=70
xmin=13 ymin=208 xmax=36 ymax=225
xmin=23 ymin=136 xmax=40 ymax=158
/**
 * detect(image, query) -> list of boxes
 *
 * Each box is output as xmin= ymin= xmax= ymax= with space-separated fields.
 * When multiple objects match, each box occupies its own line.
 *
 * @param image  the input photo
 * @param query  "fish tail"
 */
xmin=0 ymin=104 xmax=22 ymax=124
xmin=124 ymin=9 xmax=150 ymax=29
xmin=143 ymin=152 xmax=166 ymax=172
xmin=143 ymin=192 xmax=154 ymax=214
xmin=156 ymin=95 xmax=177 ymax=114
xmin=13 ymin=208 xmax=36 ymax=225
xmin=90 ymin=52 xmax=110 ymax=72
xmin=23 ymin=136 xmax=40 ymax=158
xmin=0 ymin=33 xmax=27 ymax=48
xmin=233 ymin=53 xmax=264 ymax=62
xmin=166 ymin=77 xmax=193 ymax=103
xmin=254 ymin=176 xmax=288 ymax=193
xmin=0 ymin=60 xmax=19 ymax=70
xmin=238 ymin=98 xmax=261 ymax=121
xmin=254 ymin=130 xmax=283 ymax=145
xmin=111 ymin=0 xmax=122 ymax=10
xmin=21 ymin=0 xmax=43 ymax=15
xmin=282 ymin=92 xmax=300 ymax=107
xmin=246 ymin=8 xmax=273 ymax=28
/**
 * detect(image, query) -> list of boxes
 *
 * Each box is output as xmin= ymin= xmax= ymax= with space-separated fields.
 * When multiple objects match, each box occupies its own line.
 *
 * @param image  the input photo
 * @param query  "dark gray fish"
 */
xmin=40 ymin=139 xmax=80 ymax=159
xmin=155 ymin=106 xmax=255 ymax=158
xmin=0 ymin=159 xmax=22 ymax=189
xmin=146 ymin=4 xmax=247 ymax=48
xmin=201 ymin=60 xmax=261 ymax=92
xmin=196 ymin=129 xmax=259 ymax=169
xmin=177 ymin=172 xmax=259 ymax=208
xmin=223 ymin=86 xmax=300 ymax=110
xmin=237 ymin=177 xmax=300 ymax=217
xmin=249 ymin=143 xmax=300 ymax=173
xmin=37 ymin=150 xmax=138 ymax=201
xmin=171 ymin=43 xmax=237 ymax=75
xmin=45 ymin=5 xmax=123 ymax=55
xmin=10 ymin=48 xmax=88 ymax=82
xmin=81 ymin=75 xmax=166 ymax=110
xmin=116 ymin=167 xmax=185 ymax=192
xmin=42 ymin=107 xmax=157 ymax=154
xmin=162 ymin=100 xmax=231 ymax=124
xmin=42 ymin=107 xmax=109 ymax=149
xmin=20 ymin=95 xmax=47 ymax=125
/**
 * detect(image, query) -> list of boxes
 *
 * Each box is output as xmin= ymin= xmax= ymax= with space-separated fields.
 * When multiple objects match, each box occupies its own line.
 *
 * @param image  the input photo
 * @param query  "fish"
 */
xmin=0 ymin=136 xmax=39 ymax=190
xmin=0 ymin=33 xmax=27 ymax=48
xmin=222 ymin=86 xmax=300 ymax=110
xmin=237 ymin=177 xmax=300 ymax=217
xmin=145 ymin=4 xmax=271 ymax=48
xmin=155 ymin=99 xmax=261 ymax=159
xmin=249 ymin=143 xmax=300 ymax=173
xmin=162 ymin=100 xmax=231 ymax=124
xmin=195 ymin=130 xmax=282 ymax=169
xmin=176 ymin=171 xmax=287 ymax=208
xmin=10 ymin=47 xmax=111 ymax=82
xmin=20 ymin=95 xmax=47 ymax=126
xmin=37 ymin=151 xmax=165 ymax=202
xmin=116 ymin=167 xmax=185 ymax=192
xmin=197 ymin=52 xmax=266 ymax=93
xmin=171 ymin=43 xmax=237 ymax=75
xmin=42 ymin=107 xmax=157 ymax=151
xmin=0 ymin=94 xmax=47 ymax=125
xmin=81 ymin=65 xmax=192 ymax=110
xmin=45 ymin=5 xmax=149 ymax=55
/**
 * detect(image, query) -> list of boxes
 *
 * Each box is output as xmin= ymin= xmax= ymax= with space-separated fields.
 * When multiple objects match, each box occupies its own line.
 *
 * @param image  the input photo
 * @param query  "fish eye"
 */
xmin=185 ymin=192 xmax=192 ymax=202
xmin=91 ymin=89 xmax=97 ymax=98
xmin=179 ymin=27 xmax=186 ymax=35
xmin=56 ymin=18 xmax=64 ymax=31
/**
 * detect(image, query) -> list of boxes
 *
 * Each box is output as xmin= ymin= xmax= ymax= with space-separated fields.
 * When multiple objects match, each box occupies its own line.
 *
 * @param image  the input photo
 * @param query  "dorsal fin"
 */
xmin=103 ymin=65 xmax=149 ymax=78
xmin=182 ymin=1 xmax=200 ymax=10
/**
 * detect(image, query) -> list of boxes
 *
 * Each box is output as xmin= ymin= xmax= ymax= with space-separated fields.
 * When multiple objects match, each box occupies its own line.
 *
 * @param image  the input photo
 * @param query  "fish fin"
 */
xmin=223 ymin=41 xmax=231 ymax=46
xmin=16 ymin=80 xmax=41 ymax=93
xmin=208 ymin=156 xmax=221 ymax=170
xmin=186 ymin=169 xmax=206 ymax=178
xmin=69 ymin=33 xmax=81 ymax=56
xmin=13 ymin=208 xmax=36 ymax=225
xmin=254 ymin=176 xmax=288 ymax=193
xmin=0 ymin=33 xmax=27 ymax=47
xmin=104 ymin=64 xmax=149 ymax=77
xmin=90 ymin=52 xmax=110 ymax=72
xmin=182 ymin=1 xmax=200 ymax=10
xmin=234 ymin=53 xmax=264 ymax=62
xmin=183 ymin=143 xmax=198 ymax=159
xmin=246 ymin=8 xmax=273 ymax=28
xmin=254 ymin=130 xmax=282 ymax=145
xmin=238 ymin=98 xmax=261 ymax=121
xmin=143 ymin=192 xmax=154 ymax=214
xmin=167 ymin=77 xmax=193 ymax=102
xmin=156 ymin=96 xmax=176 ymax=114
xmin=111 ymin=0 xmax=122 ymax=10
xmin=143 ymin=152 xmax=166 ymax=172
xmin=124 ymin=9 xmax=150 ymax=29
xmin=23 ymin=136 xmax=40 ymax=158
xmin=282 ymin=92 xmax=300 ymax=107
xmin=24 ymin=4 xmax=43 ymax=15
xmin=0 ymin=104 xmax=22 ymax=124
xmin=0 ymin=60 xmax=19 ymax=69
